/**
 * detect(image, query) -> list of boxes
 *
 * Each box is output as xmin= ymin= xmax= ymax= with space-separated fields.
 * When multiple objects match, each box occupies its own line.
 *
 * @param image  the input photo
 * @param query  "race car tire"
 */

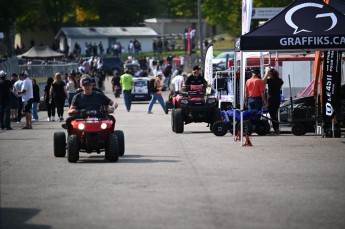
xmin=106 ymin=134 xmax=119 ymax=162
xmin=54 ymin=132 xmax=66 ymax=157
xmin=67 ymin=135 xmax=79 ymax=163
xmin=114 ymin=130 xmax=125 ymax=156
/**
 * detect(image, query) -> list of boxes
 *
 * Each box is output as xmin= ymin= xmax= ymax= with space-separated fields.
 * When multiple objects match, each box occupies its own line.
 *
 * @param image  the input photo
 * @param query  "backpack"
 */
xmin=148 ymin=78 xmax=158 ymax=94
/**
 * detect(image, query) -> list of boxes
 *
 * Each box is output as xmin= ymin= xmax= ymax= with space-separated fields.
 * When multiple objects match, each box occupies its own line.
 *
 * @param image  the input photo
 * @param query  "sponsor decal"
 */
xmin=279 ymin=2 xmax=343 ymax=48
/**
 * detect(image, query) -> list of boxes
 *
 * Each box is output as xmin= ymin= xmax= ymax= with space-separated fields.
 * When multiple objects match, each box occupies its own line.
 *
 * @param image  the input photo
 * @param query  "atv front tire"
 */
xmin=54 ymin=132 xmax=66 ymax=157
xmin=106 ymin=134 xmax=119 ymax=162
xmin=67 ymin=135 xmax=79 ymax=163
xmin=173 ymin=109 xmax=184 ymax=133
xmin=114 ymin=130 xmax=125 ymax=156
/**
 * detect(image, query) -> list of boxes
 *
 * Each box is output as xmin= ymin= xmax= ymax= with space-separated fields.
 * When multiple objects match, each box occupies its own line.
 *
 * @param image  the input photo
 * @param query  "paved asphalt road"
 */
xmin=1 ymin=78 xmax=345 ymax=229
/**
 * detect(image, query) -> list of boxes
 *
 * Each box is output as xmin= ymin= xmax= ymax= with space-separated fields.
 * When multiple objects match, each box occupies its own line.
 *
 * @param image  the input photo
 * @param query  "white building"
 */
xmin=55 ymin=27 xmax=158 ymax=55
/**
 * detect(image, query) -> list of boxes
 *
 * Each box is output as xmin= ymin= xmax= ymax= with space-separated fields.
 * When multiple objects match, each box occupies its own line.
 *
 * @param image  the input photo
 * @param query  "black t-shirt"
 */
xmin=51 ymin=81 xmax=66 ymax=100
xmin=267 ymin=77 xmax=284 ymax=106
xmin=185 ymin=74 xmax=207 ymax=88
xmin=33 ymin=84 xmax=40 ymax=102
xmin=72 ymin=91 xmax=111 ymax=111
xmin=0 ymin=79 xmax=12 ymax=104
xmin=111 ymin=76 xmax=120 ymax=87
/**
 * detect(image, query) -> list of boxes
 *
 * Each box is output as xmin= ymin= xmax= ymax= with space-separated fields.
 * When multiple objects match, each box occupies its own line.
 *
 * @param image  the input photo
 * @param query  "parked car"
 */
xmin=212 ymin=51 xmax=234 ymax=68
xmin=121 ymin=63 xmax=151 ymax=101
xmin=102 ymin=57 xmax=124 ymax=75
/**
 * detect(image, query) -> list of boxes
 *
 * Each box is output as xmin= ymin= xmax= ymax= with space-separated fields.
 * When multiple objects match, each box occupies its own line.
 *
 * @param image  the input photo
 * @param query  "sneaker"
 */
xmin=32 ymin=119 xmax=39 ymax=122
xmin=51 ymin=117 xmax=55 ymax=122
xmin=47 ymin=117 xmax=51 ymax=122
xmin=5 ymin=127 xmax=13 ymax=130
xmin=59 ymin=117 xmax=64 ymax=122
xmin=148 ymin=111 xmax=153 ymax=114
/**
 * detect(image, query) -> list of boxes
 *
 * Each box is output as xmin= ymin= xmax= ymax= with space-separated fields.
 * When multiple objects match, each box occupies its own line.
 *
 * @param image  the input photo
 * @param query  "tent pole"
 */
xmin=240 ymin=51 xmax=245 ymax=144
xmin=233 ymin=52 xmax=238 ymax=138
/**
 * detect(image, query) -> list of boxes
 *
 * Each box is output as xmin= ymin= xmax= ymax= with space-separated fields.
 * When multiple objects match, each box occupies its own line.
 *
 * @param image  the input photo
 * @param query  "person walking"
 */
xmin=0 ymin=71 xmax=13 ymax=130
xmin=170 ymin=69 xmax=185 ymax=95
xmin=245 ymin=67 xmax=266 ymax=111
xmin=31 ymin=78 xmax=40 ymax=121
xmin=66 ymin=74 xmax=78 ymax=106
xmin=263 ymin=68 xmax=284 ymax=135
xmin=17 ymin=70 xmax=33 ymax=129
xmin=44 ymin=77 xmax=56 ymax=121
xmin=120 ymin=68 xmax=133 ymax=112
xmin=148 ymin=72 xmax=167 ymax=114
xmin=50 ymin=73 xmax=67 ymax=122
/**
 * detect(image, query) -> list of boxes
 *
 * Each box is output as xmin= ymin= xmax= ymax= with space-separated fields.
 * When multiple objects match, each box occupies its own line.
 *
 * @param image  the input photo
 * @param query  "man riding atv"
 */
xmin=171 ymin=65 xmax=221 ymax=133
xmin=54 ymin=75 xmax=123 ymax=163
xmin=185 ymin=65 xmax=207 ymax=89
xmin=68 ymin=75 xmax=118 ymax=119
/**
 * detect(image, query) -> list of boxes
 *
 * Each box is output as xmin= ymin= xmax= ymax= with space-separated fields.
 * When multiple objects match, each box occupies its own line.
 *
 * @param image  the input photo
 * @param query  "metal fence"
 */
xmin=19 ymin=63 xmax=79 ymax=81
xmin=0 ymin=58 xmax=79 ymax=81
xmin=0 ymin=58 xmax=19 ymax=74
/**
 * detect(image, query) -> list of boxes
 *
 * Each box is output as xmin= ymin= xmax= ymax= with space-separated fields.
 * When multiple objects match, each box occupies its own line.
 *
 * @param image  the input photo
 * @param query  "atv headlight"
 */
xmin=180 ymin=99 xmax=189 ymax=105
xmin=207 ymin=98 xmax=216 ymax=104
xmin=100 ymin=123 xmax=108 ymax=129
xmin=78 ymin=123 xmax=85 ymax=130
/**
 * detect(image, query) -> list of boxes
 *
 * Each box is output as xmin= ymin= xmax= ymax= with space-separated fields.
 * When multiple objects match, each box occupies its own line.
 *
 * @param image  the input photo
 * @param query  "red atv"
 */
xmin=171 ymin=84 xmax=221 ymax=133
xmin=53 ymin=109 xmax=125 ymax=163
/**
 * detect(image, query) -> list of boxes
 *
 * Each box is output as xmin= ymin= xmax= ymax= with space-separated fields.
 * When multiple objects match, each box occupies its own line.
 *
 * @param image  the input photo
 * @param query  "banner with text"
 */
xmin=322 ymin=50 xmax=342 ymax=123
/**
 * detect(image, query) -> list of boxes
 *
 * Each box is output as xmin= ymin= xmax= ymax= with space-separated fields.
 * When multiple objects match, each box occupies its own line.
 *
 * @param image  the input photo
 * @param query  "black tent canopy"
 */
xmin=236 ymin=0 xmax=345 ymax=52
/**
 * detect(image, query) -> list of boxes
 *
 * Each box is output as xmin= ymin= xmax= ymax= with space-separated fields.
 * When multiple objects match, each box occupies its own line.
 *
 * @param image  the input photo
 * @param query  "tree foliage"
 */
xmin=202 ymin=0 xmax=293 ymax=36
xmin=0 ymin=0 xmax=294 ymax=56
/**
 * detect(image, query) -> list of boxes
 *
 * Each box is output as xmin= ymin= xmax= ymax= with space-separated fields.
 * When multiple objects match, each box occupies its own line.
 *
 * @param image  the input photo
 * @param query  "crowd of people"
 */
xmin=1 ymin=51 xmax=284 ymax=134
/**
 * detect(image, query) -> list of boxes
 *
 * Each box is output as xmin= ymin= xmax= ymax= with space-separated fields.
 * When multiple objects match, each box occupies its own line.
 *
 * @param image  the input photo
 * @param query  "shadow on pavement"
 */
xmin=1 ymin=207 xmax=51 ymax=229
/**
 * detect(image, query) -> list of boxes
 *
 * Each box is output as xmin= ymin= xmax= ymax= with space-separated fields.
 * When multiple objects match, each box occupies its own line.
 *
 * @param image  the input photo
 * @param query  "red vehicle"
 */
xmin=171 ymin=84 xmax=221 ymax=133
xmin=53 ymin=109 xmax=125 ymax=163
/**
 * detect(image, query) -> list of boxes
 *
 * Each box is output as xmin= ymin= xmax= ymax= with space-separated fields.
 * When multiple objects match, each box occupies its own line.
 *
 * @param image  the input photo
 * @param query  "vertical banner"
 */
xmin=242 ymin=0 xmax=253 ymax=35
xmin=204 ymin=45 xmax=213 ymax=94
xmin=322 ymin=51 xmax=342 ymax=123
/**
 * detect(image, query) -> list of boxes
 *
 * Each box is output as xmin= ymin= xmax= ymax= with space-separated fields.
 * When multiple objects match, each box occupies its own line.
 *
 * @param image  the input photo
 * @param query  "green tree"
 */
xmin=0 ymin=0 xmax=30 ymax=56
xmin=202 ymin=0 xmax=293 ymax=37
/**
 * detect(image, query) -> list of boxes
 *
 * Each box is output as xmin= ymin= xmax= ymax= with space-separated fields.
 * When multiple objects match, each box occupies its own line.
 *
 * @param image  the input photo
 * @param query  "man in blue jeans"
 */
xmin=120 ymin=68 xmax=133 ymax=112
xmin=148 ymin=72 xmax=167 ymax=114
xmin=245 ymin=67 xmax=266 ymax=111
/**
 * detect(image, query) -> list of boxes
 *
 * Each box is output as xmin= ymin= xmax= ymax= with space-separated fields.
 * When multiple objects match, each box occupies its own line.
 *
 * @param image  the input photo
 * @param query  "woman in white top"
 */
xmin=66 ymin=75 xmax=78 ymax=106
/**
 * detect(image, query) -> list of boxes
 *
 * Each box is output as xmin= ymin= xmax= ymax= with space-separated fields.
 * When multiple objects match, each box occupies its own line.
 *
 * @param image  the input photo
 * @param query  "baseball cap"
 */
xmin=193 ymin=65 xmax=201 ymax=71
xmin=20 ymin=70 xmax=29 ymax=76
xmin=156 ymin=71 xmax=163 ymax=76
xmin=81 ymin=76 xmax=92 ymax=85
xmin=0 ymin=70 xmax=7 ymax=78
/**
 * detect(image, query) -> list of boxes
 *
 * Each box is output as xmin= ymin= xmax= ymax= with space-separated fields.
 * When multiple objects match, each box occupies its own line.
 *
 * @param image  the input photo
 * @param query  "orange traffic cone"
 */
xmin=243 ymin=135 xmax=252 ymax=146
xmin=234 ymin=130 xmax=241 ymax=141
